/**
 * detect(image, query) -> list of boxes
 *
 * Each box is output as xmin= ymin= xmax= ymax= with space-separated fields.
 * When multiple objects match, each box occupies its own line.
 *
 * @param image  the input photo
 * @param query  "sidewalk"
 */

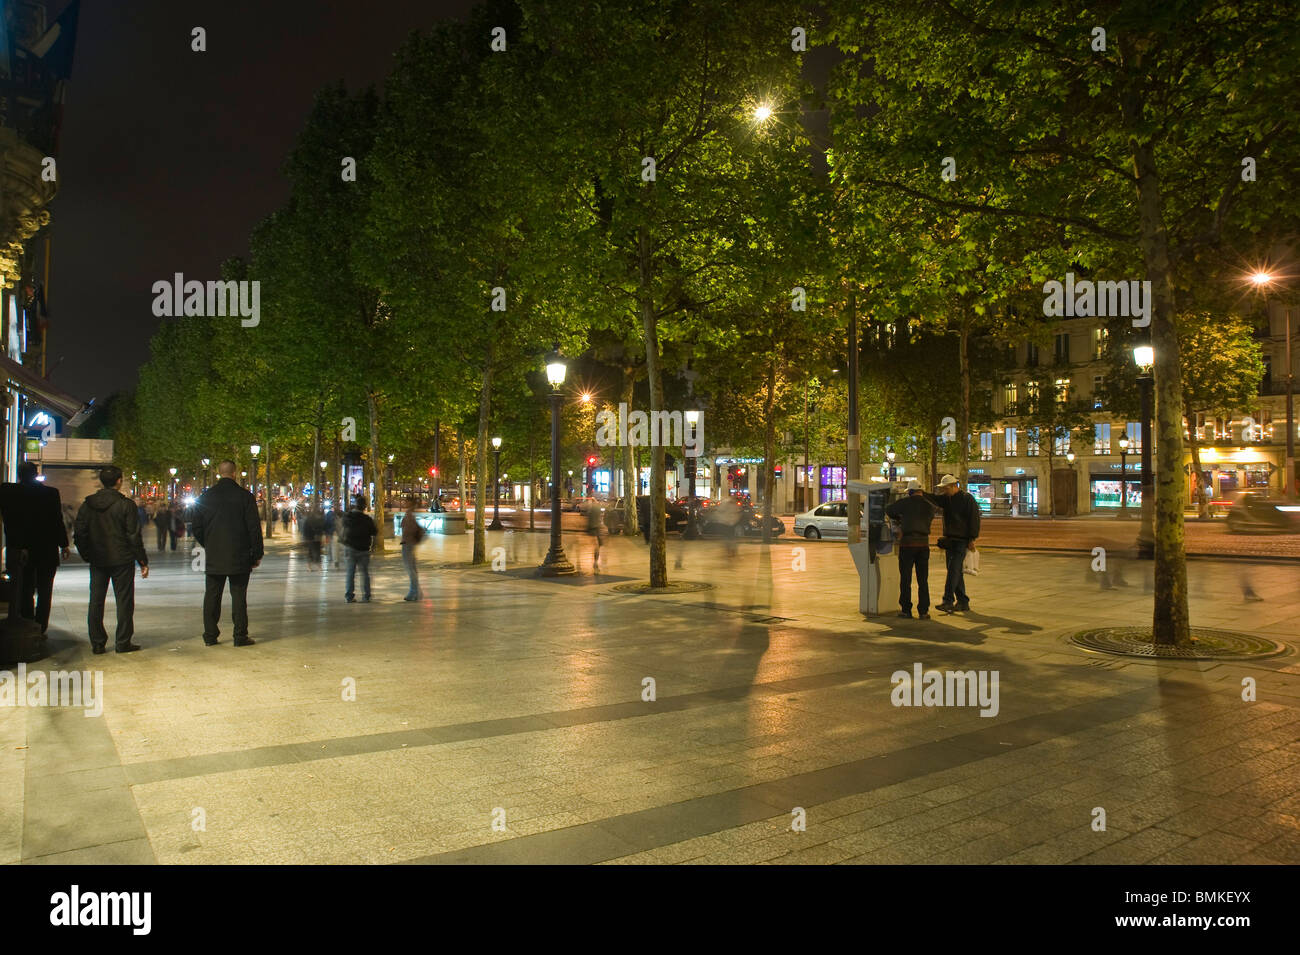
xmin=4 ymin=532 xmax=1297 ymax=865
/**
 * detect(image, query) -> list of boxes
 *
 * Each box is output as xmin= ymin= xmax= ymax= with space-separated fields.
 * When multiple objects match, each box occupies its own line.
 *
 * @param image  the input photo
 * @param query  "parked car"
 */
xmin=793 ymin=500 xmax=849 ymax=539
xmin=1224 ymin=491 xmax=1300 ymax=533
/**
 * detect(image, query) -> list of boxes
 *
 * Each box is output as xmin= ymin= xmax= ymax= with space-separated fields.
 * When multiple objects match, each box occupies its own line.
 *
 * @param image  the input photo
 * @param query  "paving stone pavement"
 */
xmin=3 ymin=527 xmax=1298 ymax=865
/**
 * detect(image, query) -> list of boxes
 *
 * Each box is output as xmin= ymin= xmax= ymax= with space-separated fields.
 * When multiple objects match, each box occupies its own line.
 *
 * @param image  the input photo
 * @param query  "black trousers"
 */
xmin=203 ymin=572 xmax=251 ymax=641
xmin=6 ymin=546 xmax=58 ymax=632
xmin=88 ymin=563 xmax=136 ymax=650
xmin=897 ymin=546 xmax=930 ymax=614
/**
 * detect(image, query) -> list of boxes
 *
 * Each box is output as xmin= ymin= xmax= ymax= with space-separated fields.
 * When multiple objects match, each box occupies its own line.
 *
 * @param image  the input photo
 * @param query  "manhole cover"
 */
xmin=1071 ymin=627 xmax=1286 ymax=660
xmin=609 ymin=581 xmax=714 ymax=595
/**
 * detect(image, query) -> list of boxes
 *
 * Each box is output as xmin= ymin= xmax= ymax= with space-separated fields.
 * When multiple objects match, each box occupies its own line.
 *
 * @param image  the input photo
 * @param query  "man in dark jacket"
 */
xmin=923 ymin=474 xmax=981 ymax=613
xmin=152 ymin=503 xmax=170 ymax=552
xmin=0 ymin=462 xmax=71 ymax=635
xmin=73 ymin=465 xmax=149 ymax=653
xmin=191 ymin=460 xmax=263 ymax=646
xmin=341 ymin=495 xmax=378 ymax=603
xmin=884 ymin=481 xmax=940 ymax=619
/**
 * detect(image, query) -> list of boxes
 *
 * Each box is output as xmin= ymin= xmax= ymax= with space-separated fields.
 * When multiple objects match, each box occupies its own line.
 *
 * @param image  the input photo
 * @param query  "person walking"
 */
xmin=191 ymin=460 xmax=263 ymax=646
xmin=153 ymin=501 xmax=170 ymax=552
xmin=280 ymin=505 xmax=291 ymax=532
xmin=884 ymin=481 xmax=940 ymax=619
xmin=583 ymin=497 xmax=606 ymax=572
xmin=923 ymin=474 xmax=981 ymax=613
xmin=0 ymin=462 xmax=71 ymax=636
xmin=341 ymin=495 xmax=378 ymax=602
xmin=171 ymin=503 xmax=186 ymax=551
xmin=136 ymin=498 xmax=149 ymax=533
xmin=323 ymin=507 xmax=339 ymax=568
xmin=73 ymin=466 xmax=149 ymax=654
xmin=399 ymin=496 xmax=424 ymax=600
xmin=303 ymin=505 xmax=325 ymax=569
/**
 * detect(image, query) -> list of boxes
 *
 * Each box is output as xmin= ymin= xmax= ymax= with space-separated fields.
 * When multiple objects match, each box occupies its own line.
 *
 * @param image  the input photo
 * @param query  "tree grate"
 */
xmin=1071 ymin=627 xmax=1286 ymax=660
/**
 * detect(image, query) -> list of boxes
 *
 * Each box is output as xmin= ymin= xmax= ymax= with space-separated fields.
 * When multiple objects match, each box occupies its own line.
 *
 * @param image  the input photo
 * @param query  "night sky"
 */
xmin=48 ymin=0 xmax=476 ymax=403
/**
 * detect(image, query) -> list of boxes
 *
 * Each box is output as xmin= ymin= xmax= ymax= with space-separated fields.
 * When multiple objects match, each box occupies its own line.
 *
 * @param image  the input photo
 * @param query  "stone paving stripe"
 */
xmin=403 ymin=681 xmax=1191 ymax=865
xmin=22 ymin=706 xmax=156 ymax=863
xmin=120 ymin=662 xmax=888 ymax=785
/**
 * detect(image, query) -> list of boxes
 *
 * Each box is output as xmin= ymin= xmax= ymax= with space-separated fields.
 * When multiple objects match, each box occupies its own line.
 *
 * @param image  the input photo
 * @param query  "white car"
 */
xmin=793 ymin=500 xmax=849 ymax=540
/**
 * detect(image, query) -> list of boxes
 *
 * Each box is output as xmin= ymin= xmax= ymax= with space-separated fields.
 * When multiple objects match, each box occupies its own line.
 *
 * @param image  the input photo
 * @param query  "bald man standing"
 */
xmin=191 ymin=460 xmax=263 ymax=646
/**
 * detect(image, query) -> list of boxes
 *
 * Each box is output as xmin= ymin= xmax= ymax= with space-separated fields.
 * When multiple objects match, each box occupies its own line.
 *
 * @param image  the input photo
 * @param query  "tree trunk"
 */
xmin=458 ymin=429 xmax=467 ymax=530
xmin=930 ymin=433 xmax=939 ymax=488
xmin=1045 ymin=445 xmax=1055 ymax=518
xmin=638 ymin=225 xmax=666 ymax=587
xmin=263 ymin=436 xmax=274 ymax=539
xmin=312 ymin=419 xmax=321 ymax=510
xmin=959 ymin=314 xmax=970 ymax=486
xmin=367 ymin=393 xmax=385 ymax=553
xmin=1131 ymin=137 xmax=1191 ymax=645
xmin=473 ymin=350 xmax=492 ymax=564
xmin=1187 ymin=418 xmax=1208 ymax=518
xmin=620 ymin=375 xmax=637 ymax=536
xmin=528 ymin=424 xmax=536 ymax=531
xmin=761 ymin=355 xmax=778 ymax=545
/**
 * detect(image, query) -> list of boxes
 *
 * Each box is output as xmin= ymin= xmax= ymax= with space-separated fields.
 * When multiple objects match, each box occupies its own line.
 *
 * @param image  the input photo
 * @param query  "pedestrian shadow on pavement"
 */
xmin=872 ymin=610 xmax=1044 ymax=645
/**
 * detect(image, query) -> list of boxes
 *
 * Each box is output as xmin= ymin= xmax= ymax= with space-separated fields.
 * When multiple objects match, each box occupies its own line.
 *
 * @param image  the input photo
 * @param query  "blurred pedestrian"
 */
xmin=0 ymin=462 xmax=71 ymax=636
xmin=171 ymin=503 xmax=186 ymax=550
xmin=281 ymin=506 xmax=291 ymax=531
xmin=716 ymin=496 xmax=742 ymax=557
xmin=885 ymin=481 xmax=940 ymax=619
xmin=153 ymin=501 xmax=170 ymax=552
xmin=323 ymin=506 xmax=339 ymax=567
xmin=191 ymin=460 xmax=263 ymax=646
xmin=341 ymin=495 xmax=378 ymax=603
xmin=400 ymin=496 xmax=424 ymax=600
xmin=73 ymin=466 xmax=149 ymax=654
xmin=923 ymin=474 xmax=981 ymax=613
xmin=303 ymin=505 xmax=325 ymax=569
xmin=583 ymin=497 xmax=606 ymax=572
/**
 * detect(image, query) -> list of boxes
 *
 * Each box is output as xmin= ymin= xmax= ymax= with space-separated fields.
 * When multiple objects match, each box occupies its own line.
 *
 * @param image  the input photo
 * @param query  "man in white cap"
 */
xmin=923 ymin=474 xmax=981 ymax=612
xmin=885 ymin=480 xmax=940 ymax=618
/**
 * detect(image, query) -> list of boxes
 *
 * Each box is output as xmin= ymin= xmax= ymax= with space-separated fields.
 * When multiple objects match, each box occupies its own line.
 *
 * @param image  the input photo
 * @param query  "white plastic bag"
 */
xmin=963 ymin=546 xmax=981 ymax=576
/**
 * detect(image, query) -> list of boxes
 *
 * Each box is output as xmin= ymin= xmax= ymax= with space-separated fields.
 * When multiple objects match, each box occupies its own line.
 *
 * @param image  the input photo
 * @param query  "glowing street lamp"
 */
xmin=1245 ymin=270 xmax=1294 ymax=497
xmin=754 ymin=104 xmax=773 ymax=122
xmin=489 ymin=436 xmax=504 ymax=530
xmin=539 ymin=348 xmax=575 ymax=576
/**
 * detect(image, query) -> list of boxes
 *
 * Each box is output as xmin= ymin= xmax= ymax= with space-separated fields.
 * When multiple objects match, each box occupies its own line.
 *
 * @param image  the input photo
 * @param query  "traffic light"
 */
xmin=429 ymin=466 xmax=438 ymax=477
xmin=587 ymin=456 xmax=597 ymax=467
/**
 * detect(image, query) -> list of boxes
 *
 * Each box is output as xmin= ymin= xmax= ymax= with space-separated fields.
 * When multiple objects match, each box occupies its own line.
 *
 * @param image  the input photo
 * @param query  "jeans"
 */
xmin=401 ymin=543 xmax=420 ymax=598
xmin=943 ymin=539 xmax=970 ymax=605
xmin=88 ymin=563 xmax=136 ymax=650
xmin=345 ymin=546 xmax=371 ymax=600
xmin=897 ymin=546 xmax=929 ymax=614
xmin=203 ymin=572 xmax=251 ymax=640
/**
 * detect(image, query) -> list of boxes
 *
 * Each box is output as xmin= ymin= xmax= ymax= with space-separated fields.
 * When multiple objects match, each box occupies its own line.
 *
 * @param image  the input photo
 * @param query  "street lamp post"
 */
xmin=169 ymin=467 xmax=177 ymax=502
xmin=539 ymin=350 xmax=575 ymax=576
xmin=489 ymin=436 xmax=504 ymax=530
xmin=886 ymin=447 xmax=897 ymax=482
xmin=250 ymin=444 xmax=261 ymax=519
xmin=201 ymin=458 xmax=210 ymax=490
xmin=1118 ymin=436 xmax=1130 ymax=518
xmin=1133 ymin=345 xmax=1155 ymax=558
xmin=684 ymin=409 xmax=700 ymax=539
xmin=1249 ymin=273 xmax=1295 ymax=497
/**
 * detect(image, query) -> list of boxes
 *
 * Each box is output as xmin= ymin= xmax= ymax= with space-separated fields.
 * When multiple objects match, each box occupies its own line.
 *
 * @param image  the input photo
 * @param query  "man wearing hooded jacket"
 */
xmin=73 ymin=466 xmax=149 ymax=653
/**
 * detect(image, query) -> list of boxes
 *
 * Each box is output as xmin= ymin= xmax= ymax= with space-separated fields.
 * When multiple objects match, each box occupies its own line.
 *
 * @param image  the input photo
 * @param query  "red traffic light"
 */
xmin=429 ymin=466 xmax=438 ymax=476
xmin=587 ymin=456 xmax=597 ymax=467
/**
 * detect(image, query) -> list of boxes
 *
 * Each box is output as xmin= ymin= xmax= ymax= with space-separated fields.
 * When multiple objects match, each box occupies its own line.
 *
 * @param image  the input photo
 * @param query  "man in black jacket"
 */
xmin=341 ymin=495 xmax=378 ymax=603
xmin=191 ymin=460 xmax=263 ymax=646
xmin=0 ymin=462 xmax=71 ymax=636
xmin=884 ymin=482 xmax=940 ymax=619
xmin=73 ymin=465 xmax=149 ymax=653
xmin=923 ymin=474 xmax=981 ymax=613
